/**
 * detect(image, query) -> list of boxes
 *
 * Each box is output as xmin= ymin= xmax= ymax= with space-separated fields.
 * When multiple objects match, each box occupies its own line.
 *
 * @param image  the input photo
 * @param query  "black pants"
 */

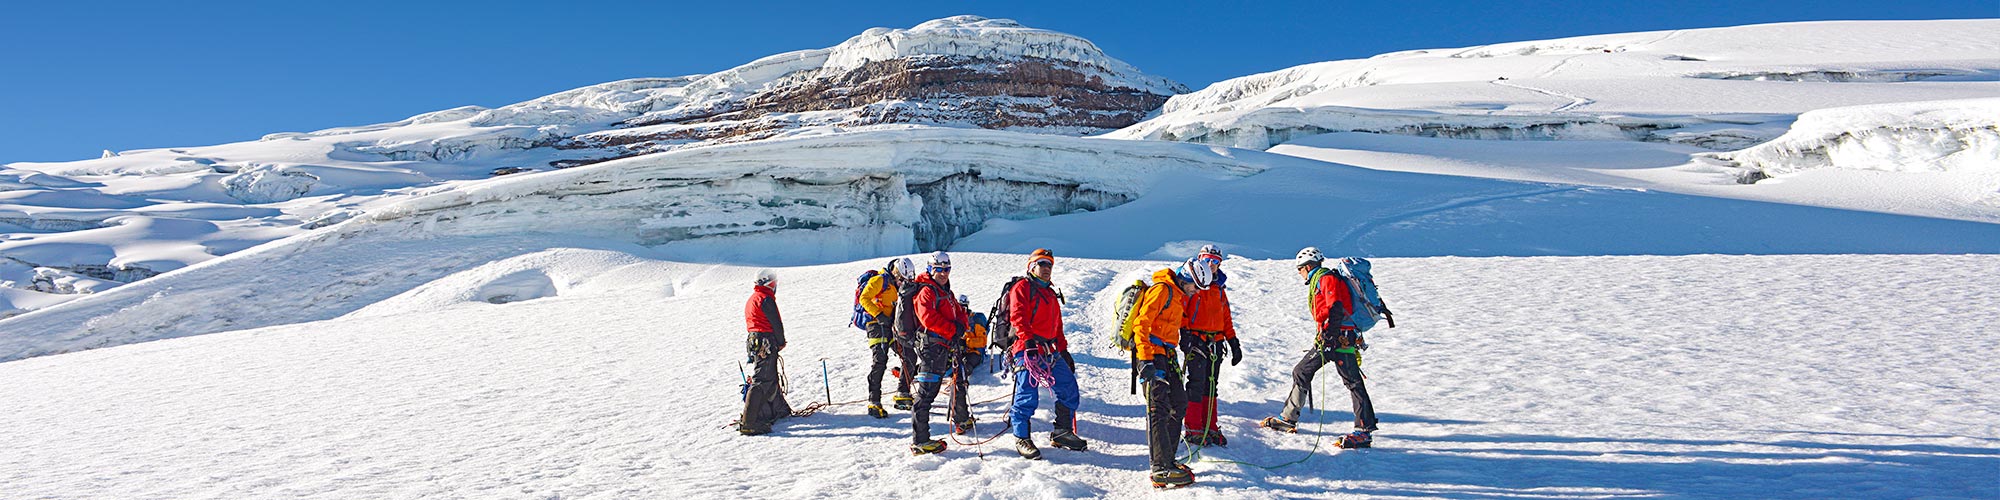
xmin=893 ymin=332 xmax=916 ymax=397
xmin=1280 ymin=347 xmax=1377 ymax=432
xmin=739 ymin=333 xmax=792 ymax=433
xmin=910 ymin=340 xmax=967 ymax=443
xmin=866 ymin=323 xmax=894 ymax=405
xmin=1143 ymin=356 xmax=1188 ymax=471
xmin=947 ymin=353 xmax=973 ymax=427
xmin=1181 ymin=337 xmax=1224 ymax=433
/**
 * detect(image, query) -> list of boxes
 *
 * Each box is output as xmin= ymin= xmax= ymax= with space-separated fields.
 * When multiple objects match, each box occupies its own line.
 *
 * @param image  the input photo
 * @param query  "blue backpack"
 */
xmin=1332 ymin=257 xmax=1393 ymax=332
xmin=849 ymin=270 xmax=882 ymax=330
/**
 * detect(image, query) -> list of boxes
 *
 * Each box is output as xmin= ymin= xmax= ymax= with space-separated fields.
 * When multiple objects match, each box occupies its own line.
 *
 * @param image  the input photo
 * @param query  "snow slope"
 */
xmin=1109 ymin=20 xmax=2000 ymax=222
xmin=13 ymin=136 xmax=2000 ymax=362
xmin=1112 ymin=20 xmax=2000 ymax=150
xmin=1 ymin=249 xmax=1994 ymax=498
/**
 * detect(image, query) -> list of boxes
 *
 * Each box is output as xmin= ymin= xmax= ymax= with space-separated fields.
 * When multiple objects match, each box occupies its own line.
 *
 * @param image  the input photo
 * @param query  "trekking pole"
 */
xmin=737 ymin=361 xmax=750 ymax=400
xmin=821 ymin=358 xmax=833 ymax=407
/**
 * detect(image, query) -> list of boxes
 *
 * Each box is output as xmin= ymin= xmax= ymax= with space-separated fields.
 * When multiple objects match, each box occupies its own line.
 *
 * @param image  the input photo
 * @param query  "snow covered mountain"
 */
xmin=5 ymin=16 xmax=2000 ymax=499
xmin=1110 ymin=20 xmax=2000 ymax=222
xmin=5 ymin=18 xmax=2000 ymax=348
xmin=0 ymin=16 xmax=1186 ymax=316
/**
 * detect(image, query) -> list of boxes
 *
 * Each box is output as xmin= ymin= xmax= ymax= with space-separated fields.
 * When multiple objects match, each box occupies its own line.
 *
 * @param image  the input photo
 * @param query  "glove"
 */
xmin=1060 ymin=350 xmax=1076 ymax=372
xmin=1226 ymin=337 xmax=1242 ymax=366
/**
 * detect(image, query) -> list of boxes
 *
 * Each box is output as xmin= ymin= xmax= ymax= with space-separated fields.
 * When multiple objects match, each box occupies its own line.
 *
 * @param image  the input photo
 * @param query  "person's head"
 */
xmin=1192 ymin=252 xmax=1222 ymax=286
xmin=1177 ymin=257 xmax=1216 ymax=293
xmin=928 ymin=251 xmax=952 ymax=283
xmin=1294 ymin=247 xmax=1324 ymax=279
xmin=755 ymin=269 xmax=779 ymax=289
xmin=1197 ymin=244 xmax=1222 ymax=259
xmin=889 ymin=257 xmax=914 ymax=281
xmin=1027 ymin=248 xmax=1054 ymax=281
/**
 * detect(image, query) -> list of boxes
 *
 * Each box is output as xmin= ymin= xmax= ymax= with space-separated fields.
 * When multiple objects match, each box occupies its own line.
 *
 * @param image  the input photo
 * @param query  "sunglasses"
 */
xmin=1032 ymin=261 xmax=1053 ymax=268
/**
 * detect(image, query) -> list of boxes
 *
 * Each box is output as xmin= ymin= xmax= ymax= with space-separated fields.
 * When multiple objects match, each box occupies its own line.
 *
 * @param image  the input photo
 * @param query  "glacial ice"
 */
xmin=1715 ymin=98 xmax=2000 ymax=177
xmin=353 ymin=128 xmax=1264 ymax=263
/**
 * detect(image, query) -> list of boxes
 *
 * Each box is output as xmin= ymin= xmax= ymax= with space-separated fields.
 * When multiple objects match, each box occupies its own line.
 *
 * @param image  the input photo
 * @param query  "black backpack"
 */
xmin=986 ymin=276 xmax=1030 ymax=351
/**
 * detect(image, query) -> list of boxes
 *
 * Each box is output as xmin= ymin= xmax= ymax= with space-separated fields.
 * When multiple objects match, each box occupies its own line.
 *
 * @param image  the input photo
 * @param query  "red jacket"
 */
xmin=1183 ymin=277 xmax=1236 ymax=342
xmin=1307 ymin=268 xmax=1354 ymax=335
xmin=911 ymin=274 xmax=966 ymax=344
xmin=745 ymin=284 xmax=783 ymax=342
xmin=1006 ymin=276 xmax=1066 ymax=353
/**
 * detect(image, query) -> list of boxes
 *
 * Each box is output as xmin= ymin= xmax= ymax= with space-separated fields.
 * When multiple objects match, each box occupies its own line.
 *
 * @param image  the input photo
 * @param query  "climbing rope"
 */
xmin=1178 ymin=345 xmax=1337 ymax=470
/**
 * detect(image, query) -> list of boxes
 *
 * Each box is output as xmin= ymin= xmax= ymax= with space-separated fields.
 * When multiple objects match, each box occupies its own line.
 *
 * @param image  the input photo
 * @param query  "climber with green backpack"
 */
xmin=1259 ymin=247 xmax=1394 ymax=449
xmin=1117 ymin=256 xmax=1211 ymax=488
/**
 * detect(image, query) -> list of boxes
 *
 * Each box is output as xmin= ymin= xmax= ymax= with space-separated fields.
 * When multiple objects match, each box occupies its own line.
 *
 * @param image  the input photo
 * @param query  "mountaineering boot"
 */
xmin=1337 ymin=430 xmax=1373 ymax=449
xmin=1150 ymin=465 xmax=1195 ymax=489
xmin=953 ymin=418 xmax=976 ymax=436
xmin=1015 ymin=437 xmax=1044 ymax=460
xmin=866 ymin=404 xmax=890 ymax=419
xmin=738 ymin=425 xmax=769 ymax=436
xmin=1182 ymin=430 xmax=1211 ymax=447
xmin=1208 ymin=430 xmax=1228 ymax=447
xmin=1259 ymin=417 xmax=1298 ymax=433
xmin=1050 ymin=430 xmax=1088 ymax=451
xmin=911 ymin=439 xmax=947 ymax=455
xmin=892 ymin=393 xmax=914 ymax=411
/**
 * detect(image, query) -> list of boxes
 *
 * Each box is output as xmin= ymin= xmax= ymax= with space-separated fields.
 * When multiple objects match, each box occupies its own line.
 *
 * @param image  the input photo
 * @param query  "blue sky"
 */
xmin=3 ymin=0 xmax=1993 ymax=163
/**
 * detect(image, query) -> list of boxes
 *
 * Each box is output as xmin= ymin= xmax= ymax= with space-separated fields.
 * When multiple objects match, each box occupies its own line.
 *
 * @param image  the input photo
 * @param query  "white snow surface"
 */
xmin=1267 ymin=131 xmax=2000 ymax=224
xmin=1111 ymin=20 xmax=2000 ymax=150
xmin=13 ymin=126 xmax=2000 ymax=362
xmin=1 ymin=249 xmax=1995 ymax=498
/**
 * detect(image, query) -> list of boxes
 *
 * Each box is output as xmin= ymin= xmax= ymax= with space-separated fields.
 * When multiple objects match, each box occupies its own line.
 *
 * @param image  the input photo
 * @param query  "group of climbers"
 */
xmin=734 ymin=245 xmax=1393 ymax=489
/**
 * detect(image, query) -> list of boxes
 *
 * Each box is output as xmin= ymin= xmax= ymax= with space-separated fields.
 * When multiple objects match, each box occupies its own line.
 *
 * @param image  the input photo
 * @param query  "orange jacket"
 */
xmin=1130 ymin=268 xmax=1191 ymax=362
xmin=1182 ymin=279 xmax=1236 ymax=341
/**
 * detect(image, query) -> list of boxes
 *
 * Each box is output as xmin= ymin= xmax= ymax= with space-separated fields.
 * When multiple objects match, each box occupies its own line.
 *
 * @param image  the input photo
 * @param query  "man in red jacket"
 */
xmin=1261 ymin=247 xmax=1378 ymax=449
xmin=908 ymin=251 xmax=967 ymax=455
xmin=738 ymin=269 xmax=791 ymax=436
xmin=1005 ymin=248 xmax=1086 ymax=460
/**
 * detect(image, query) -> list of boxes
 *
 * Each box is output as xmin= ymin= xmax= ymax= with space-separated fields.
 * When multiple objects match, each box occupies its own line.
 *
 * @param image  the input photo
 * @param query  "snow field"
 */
xmin=1 ymin=250 xmax=1994 ymax=498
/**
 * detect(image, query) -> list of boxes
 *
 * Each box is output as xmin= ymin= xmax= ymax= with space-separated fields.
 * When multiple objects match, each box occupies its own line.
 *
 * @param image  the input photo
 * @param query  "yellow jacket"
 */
xmin=858 ymin=272 xmax=898 ymax=321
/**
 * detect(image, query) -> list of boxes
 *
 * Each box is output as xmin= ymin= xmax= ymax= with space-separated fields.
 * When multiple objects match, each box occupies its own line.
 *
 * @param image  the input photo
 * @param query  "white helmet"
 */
xmin=755 ymin=269 xmax=778 ymax=286
xmin=1197 ymin=244 xmax=1222 ymax=258
xmin=1179 ymin=258 xmax=1216 ymax=290
xmin=889 ymin=258 xmax=914 ymax=279
xmin=1295 ymin=247 xmax=1324 ymax=268
xmin=928 ymin=251 xmax=952 ymax=272
xmin=957 ymin=294 xmax=970 ymax=306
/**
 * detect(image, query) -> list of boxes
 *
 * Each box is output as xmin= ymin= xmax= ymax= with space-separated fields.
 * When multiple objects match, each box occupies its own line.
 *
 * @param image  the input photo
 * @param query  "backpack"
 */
xmin=986 ymin=276 xmax=1030 ymax=350
xmin=893 ymin=278 xmax=926 ymax=336
xmin=1331 ymin=257 xmax=1392 ymax=332
xmin=1109 ymin=279 xmax=1155 ymax=352
xmin=848 ymin=269 xmax=882 ymax=330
